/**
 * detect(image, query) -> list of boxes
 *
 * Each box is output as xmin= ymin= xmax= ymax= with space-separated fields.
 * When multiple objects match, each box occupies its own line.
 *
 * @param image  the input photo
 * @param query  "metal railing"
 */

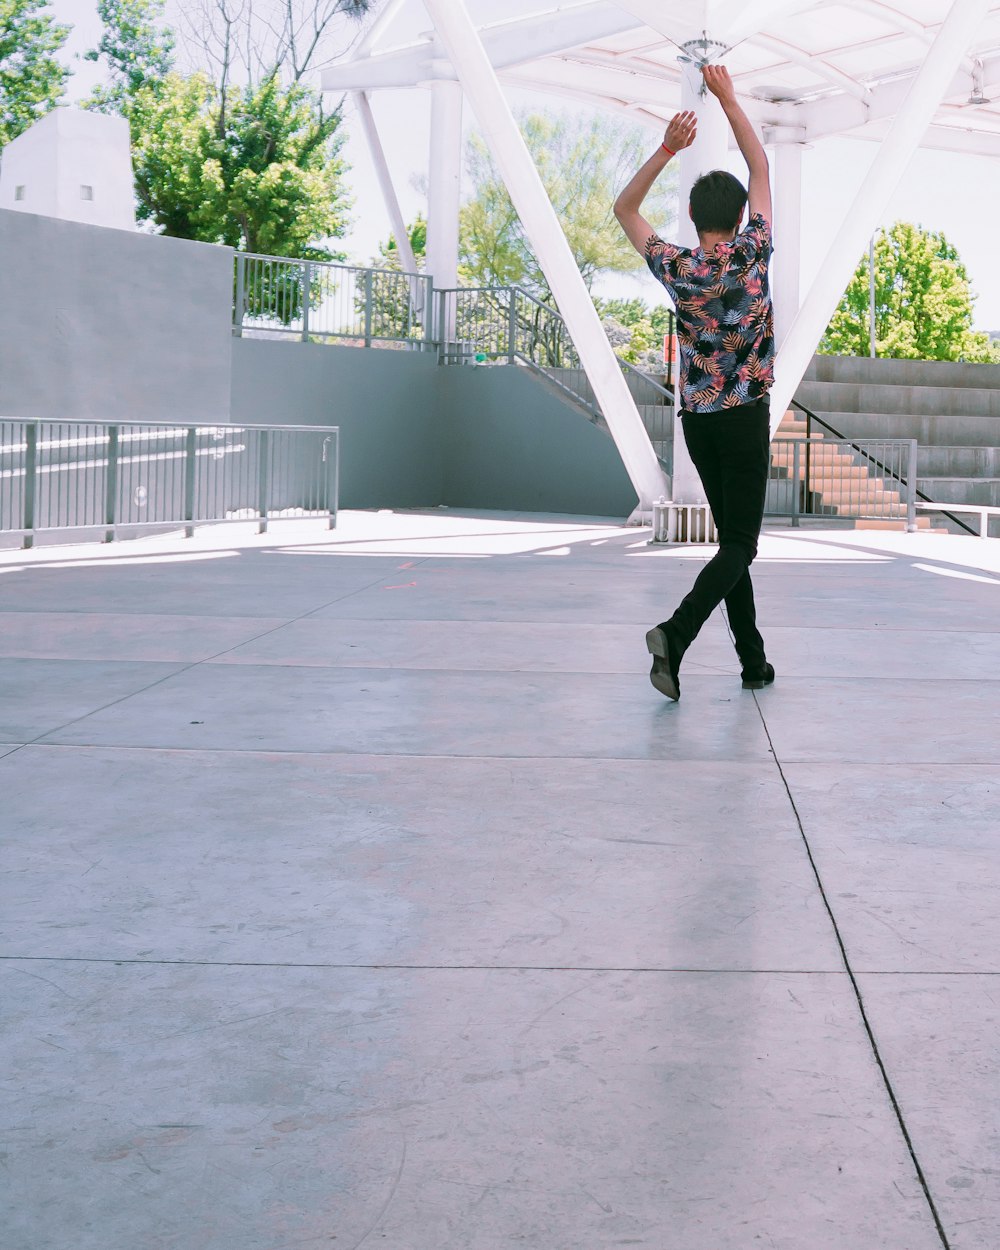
xmin=435 ymin=285 xmax=676 ymax=466
xmin=1 ymin=418 xmax=339 ymax=548
xmin=767 ymin=434 xmax=918 ymax=528
xmin=792 ymin=399 xmax=980 ymax=536
xmin=233 ymin=252 xmax=435 ymax=350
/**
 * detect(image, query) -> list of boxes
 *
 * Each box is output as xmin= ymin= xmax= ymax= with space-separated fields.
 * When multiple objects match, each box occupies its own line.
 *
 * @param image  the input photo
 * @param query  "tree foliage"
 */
xmin=822 ymin=221 xmax=1000 ymax=363
xmin=85 ymin=0 xmax=365 ymax=259
xmin=595 ymin=297 xmax=675 ymax=367
xmin=84 ymin=0 xmax=174 ymax=114
xmin=459 ymin=110 xmax=676 ymax=300
xmin=0 ymin=0 xmax=69 ymax=146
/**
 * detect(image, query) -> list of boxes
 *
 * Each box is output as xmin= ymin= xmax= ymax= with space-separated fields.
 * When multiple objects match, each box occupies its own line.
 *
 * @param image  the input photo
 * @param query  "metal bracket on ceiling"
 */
xmin=677 ymin=32 xmax=729 ymax=94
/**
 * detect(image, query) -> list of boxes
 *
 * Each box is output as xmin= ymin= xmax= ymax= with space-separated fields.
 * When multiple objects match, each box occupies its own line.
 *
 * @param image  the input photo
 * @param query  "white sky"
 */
xmin=50 ymin=0 xmax=1000 ymax=329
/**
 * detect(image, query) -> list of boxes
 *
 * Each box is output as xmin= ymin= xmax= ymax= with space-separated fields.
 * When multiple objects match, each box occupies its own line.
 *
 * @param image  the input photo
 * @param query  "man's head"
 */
xmin=689 ymin=170 xmax=747 ymax=237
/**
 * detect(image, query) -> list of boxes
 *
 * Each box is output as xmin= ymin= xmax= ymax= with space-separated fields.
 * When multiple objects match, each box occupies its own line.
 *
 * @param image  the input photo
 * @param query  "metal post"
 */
xmin=257 ymin=429 xmax=270 ymax=534
xmin=906 ymin=438 xmax=918 ymax=532
xmin=22 ymin=423 xmax=37 ymax=549
xmin=104 ymin=425 xmax=119 ymax=543
xmin=301 ymin=262 xmax=312 ymax=342
xmin=426 ymin=78 xmax=463 ymax=295
xmin=234 ymin=255 xmax=245 ymax=337
xmin=423 ymin=0 xmax=667 ymax=512
xmin=364 ymin=269 xmax=373 ymax=348
xmin=791 ymin=439 xmax=800 ymax=527
xmin=507 ymin=287 xmax=518 ymax=364
xmin=769 ymin=0 xmax=992 ymax=433
xmin=805 ymin=411 xmax=812 ymax=514
xmin=184 ymin=426 xmax=197 ymax=538
xmin=325 ymin=430 xmax=339 ymax=529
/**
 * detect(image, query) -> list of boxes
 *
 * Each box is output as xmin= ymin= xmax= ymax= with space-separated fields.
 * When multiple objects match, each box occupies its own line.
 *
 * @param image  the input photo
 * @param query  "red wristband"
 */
xmin=661 ymin=144 xmax=676 ymax=157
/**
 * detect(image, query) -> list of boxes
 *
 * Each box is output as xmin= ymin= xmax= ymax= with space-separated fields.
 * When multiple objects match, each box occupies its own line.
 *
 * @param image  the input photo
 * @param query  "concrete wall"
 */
xmin=230 ymin=339 xmax=444 ymax=509
xmin=0 ymin=110 xmax=136 ymax=230
xmin=0 ymin=207 xmax=649 ymax=518
xmin=440 ymin=366 xmax=636 ymax=517
xmin=0 ymin=208 xmax=232 ymax=423
xmin=230 ymin=341 xmax=637 ymax=516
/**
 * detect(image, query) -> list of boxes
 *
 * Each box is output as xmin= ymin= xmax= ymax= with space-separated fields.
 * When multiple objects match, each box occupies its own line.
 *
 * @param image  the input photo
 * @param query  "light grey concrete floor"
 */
xmin=2 ymin=511 xmax=1000 ymax=1250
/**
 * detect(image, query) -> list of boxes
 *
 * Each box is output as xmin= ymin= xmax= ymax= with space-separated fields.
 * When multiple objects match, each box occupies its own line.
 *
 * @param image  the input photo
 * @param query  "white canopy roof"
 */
xmin=323 ymin=0 xmax=1000 ymax=156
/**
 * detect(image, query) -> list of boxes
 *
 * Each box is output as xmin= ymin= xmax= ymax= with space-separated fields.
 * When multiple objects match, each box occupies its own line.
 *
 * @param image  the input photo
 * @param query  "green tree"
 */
xmin=85 ymin=0 xmax=364 ymax=261
xmin=124 ymin=71 xmax=351 ymax=257
xmin=459 ymin=110 xmax=676 ymax=299
xmin=84 ymin=0 xmax=174 ymax=114
xmin=0 ymin=0 xmax=70 ymax=146
xmin=595 ymin=297 xmax=676 ymax=366
xmin=822 ymin=221 xmax=1000 ymax=362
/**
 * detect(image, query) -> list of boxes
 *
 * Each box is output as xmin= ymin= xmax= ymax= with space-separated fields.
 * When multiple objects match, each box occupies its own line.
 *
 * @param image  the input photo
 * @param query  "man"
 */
xmin=613 ymin=64 xmax=776 ymax=702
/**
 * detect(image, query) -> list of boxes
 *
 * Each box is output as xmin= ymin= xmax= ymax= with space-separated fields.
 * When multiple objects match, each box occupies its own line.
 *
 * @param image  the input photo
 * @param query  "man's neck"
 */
xmin=697 ymin=229 xmax=737 ymax=252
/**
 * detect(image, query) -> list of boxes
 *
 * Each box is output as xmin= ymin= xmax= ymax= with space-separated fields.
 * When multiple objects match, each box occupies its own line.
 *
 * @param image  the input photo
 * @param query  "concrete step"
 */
xmin=796 ymin=379 xmax=1000 ymax=419
xmin=796 ymin=411 xmax=1000 ymax=447
xmin=855 ymin=516 xmax=938 ymax=531
xmin=802 ymin=354 xmax=1000 ymax=390
xmin=917 ymin=445 xmax=1000 ymax=476
xmin=916 ymin=477 xmax=1000 ymax=507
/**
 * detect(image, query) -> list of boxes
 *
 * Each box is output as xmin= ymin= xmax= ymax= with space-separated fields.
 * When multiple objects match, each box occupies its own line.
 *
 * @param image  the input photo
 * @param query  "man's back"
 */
xmin=645 ymin=213 xmax=775 ymax=413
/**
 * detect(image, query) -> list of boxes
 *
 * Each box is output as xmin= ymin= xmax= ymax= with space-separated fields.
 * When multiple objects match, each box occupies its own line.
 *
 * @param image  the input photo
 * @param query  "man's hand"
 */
xmin=664 ymin=110 xmax=697 ymax=153
xmin=701 ymin=64 xmax=736 ymax=104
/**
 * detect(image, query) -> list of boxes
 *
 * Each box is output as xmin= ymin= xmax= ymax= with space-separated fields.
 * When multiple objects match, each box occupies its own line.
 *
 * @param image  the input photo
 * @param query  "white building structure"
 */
xmin=0 ymin=108 xmax=136 ymax=233
xmin=323 ymin=0 xmax=1000 ymax=522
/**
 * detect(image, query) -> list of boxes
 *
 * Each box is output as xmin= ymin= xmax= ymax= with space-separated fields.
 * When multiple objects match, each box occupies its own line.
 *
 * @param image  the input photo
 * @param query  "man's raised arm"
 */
xmin=614 ymin=111 xmax=697 ymax=256
xmin=702 ymin=65 xmax=771 ymax=225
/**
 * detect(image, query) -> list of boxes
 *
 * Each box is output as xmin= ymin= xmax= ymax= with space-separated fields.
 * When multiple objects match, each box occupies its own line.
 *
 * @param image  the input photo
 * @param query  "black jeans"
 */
xmin=665 ymin=397 xmax=771 ymax=673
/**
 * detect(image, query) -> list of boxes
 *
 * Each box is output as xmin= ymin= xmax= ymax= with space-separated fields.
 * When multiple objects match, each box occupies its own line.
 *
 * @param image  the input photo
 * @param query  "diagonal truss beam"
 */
xmin=769 ymin=0 xmax=993 ymax=432
xmin=422 ymin=0 xmax=668 ymax=512
xmin=322 ymin=4 xmax=639 ymax=91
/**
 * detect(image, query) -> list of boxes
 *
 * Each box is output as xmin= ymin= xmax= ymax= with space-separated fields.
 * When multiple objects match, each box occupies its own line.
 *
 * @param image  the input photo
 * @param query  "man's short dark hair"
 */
xmin=689 ymin=170 xmax=747 ymax=234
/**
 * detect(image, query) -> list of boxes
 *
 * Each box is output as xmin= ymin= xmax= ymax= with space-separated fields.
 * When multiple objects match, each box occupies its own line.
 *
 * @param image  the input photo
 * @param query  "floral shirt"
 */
xmin=645 ymin=212 xmax=775 ymax=413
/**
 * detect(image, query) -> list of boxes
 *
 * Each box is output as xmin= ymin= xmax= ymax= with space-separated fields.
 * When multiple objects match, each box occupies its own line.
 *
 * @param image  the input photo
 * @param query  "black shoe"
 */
xmin=646 ymin=625 xmax=680 ymax=701
xmin=741 ymin=662 xmax=775 ymax=690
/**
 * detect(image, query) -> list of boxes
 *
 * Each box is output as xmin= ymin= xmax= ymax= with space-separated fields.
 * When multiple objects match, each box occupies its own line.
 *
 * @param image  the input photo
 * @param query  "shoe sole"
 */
xmin=741 ymin=668 xmax=775 ymax=690
xmin=646 ymin=627 xmax=679 ymax=701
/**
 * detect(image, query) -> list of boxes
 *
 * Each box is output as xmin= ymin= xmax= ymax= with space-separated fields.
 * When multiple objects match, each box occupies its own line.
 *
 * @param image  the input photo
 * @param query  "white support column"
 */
xmin=425 ymin=78 xmax=463 ymax=293
xmin=769 ymin=0 xmax=991 ymax=432
xmin=770 ymin=137 xmax=803 ymax=351
xmin=670 ymin=57 xmax=730 ymax=504
xmin=422 ymin=0 xmax=667 ymax=513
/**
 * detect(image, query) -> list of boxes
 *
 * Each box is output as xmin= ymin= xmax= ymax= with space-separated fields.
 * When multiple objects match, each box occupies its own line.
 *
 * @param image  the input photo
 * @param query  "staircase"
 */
xmin=773 ymin=411 xmax=937 ymax=530
xmin=797 ymin=355 xmax=1000 ymax=510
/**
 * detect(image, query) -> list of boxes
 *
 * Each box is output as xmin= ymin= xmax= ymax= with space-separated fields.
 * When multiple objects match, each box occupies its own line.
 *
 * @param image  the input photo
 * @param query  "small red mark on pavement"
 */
xmin=398 ymin=561 xmax=416 ymax=569
xmin=383 ymin=582 xmax=417 ymax=590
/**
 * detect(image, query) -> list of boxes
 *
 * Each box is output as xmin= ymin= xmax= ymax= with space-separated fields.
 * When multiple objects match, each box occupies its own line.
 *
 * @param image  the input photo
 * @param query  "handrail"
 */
xmin=238 ymin=251 xmax=422 ymax=281
xmin=791 ymin=397 xmax=978 ymax=536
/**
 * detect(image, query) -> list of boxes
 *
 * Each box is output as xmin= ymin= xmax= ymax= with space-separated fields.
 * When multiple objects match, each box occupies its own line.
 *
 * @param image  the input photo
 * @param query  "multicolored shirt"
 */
xmin=645 ymin=212 xmax=775 ymax=413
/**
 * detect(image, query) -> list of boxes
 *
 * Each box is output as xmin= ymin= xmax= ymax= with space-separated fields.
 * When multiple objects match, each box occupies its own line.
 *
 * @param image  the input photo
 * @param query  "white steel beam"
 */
xmin=422 ymin=0 xmax=668 ymax=512
xmin=770 ymin=0 xmax=993 ymax=431
xmin=322 ymin=5 xmax=639 ymax=92
xmin=779 ymin=50 xmax=1000 ymax=142
xmin=710 ymin=0 xmax=836 ymax=47
xmin=771 ymin=140 xmax=803 ymax=350
xmin=748 ymin=33 xmax=870 ymax=98
xmin=425 ymin=79 xmax=463 ymax=294
xmin=353 ymin=92 xmax=420 ymax=278
xmin=356 ymin=0 xmax=408 ymax=57
xmin=670 ymin=57 xmax=732 ymax=506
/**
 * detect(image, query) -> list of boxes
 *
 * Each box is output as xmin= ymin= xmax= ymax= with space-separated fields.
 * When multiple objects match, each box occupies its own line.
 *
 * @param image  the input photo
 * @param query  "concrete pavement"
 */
xmin=2 ymin=510 xmax=999 ymax=1250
